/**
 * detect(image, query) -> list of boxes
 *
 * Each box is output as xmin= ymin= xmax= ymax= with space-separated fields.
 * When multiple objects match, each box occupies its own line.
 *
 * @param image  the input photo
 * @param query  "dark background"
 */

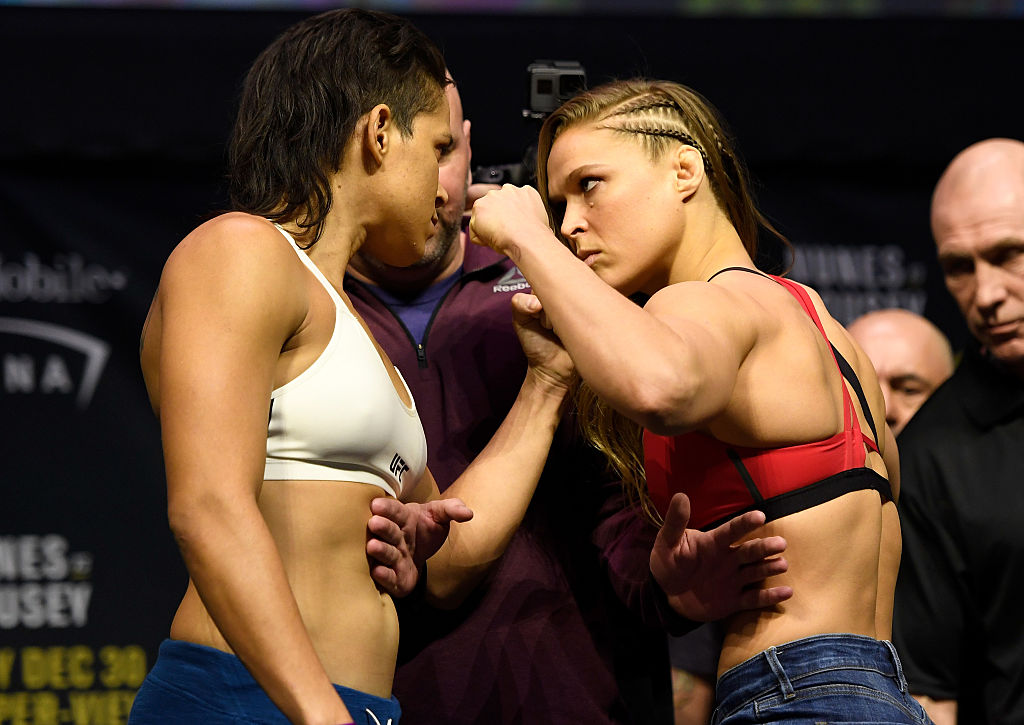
xmin=1 ymin=5 xmax=1020 ymax=718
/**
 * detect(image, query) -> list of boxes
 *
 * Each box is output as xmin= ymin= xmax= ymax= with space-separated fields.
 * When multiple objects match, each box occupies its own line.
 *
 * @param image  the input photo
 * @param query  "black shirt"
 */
xmin=893 ymin=344 xmax=1024 ymax=725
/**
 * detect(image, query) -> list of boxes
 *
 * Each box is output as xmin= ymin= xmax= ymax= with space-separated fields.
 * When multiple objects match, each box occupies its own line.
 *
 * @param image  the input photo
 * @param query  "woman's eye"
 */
xmin=581 ymin=178 xmax=600 ymax=193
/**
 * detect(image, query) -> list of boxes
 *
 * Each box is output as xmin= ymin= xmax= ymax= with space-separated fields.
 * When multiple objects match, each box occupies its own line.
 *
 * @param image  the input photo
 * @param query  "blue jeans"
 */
xmin=712 ymin=634 xmax=932 ymax=724
xmin=128 ymin=639 xmax=401 ymax=725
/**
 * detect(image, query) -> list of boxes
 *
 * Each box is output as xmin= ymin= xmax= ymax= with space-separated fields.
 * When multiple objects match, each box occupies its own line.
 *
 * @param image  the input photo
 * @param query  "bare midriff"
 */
xmin=717 ymin=454 xmax=901 ymax=677
xmin=168 ymin=480 xmax=399 ymax=697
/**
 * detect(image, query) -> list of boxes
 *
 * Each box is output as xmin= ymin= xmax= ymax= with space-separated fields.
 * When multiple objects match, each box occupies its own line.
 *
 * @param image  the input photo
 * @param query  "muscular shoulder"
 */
xmin=158 ymin=212 xmax=308 ymax=335
xmin=163 ymin=213 xmax=301 ymax=291
xmin=645 ymin=279 xmax=764 ymax=341
xmin=164 ymin=212 xmax=295 ymax=275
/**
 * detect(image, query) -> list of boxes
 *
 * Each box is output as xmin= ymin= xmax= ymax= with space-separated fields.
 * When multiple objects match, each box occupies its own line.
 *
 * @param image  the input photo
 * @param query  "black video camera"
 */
xmin=471 ymin=60 xmax=586 ymax=186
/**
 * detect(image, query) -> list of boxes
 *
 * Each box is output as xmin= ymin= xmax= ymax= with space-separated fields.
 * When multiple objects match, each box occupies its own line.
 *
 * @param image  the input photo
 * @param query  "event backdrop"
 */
xmin=1 ymin=6 xmax=1020 ymax=724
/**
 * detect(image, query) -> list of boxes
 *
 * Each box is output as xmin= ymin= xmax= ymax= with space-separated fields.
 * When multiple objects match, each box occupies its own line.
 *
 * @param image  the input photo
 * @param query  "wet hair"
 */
xmin=536 ymin=79 xmax=789 ymax=523
xmin=228 ymin=8 xmax=449 ymax=246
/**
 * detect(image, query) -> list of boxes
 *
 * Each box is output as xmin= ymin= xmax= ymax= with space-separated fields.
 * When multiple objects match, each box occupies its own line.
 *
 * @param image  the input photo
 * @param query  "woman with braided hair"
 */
xmin=468 ymin=79 xmax=931 ymax=724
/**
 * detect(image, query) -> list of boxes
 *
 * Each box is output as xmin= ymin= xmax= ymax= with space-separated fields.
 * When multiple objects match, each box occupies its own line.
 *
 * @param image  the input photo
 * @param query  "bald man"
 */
xmin=848 ymin=309 xmax=954 ymax=436
xmin=893 ymin=138 xmax=1024 ymax=725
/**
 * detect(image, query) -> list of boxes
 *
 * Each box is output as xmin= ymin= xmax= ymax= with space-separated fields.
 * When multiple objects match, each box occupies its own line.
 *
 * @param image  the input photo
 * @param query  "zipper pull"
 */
xmin=416 ymin=344 xmax=427 ymax=368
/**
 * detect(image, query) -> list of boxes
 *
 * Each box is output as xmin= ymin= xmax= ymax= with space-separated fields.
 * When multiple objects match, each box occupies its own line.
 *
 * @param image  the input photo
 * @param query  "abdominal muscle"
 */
xmin=168 ymin=479 xmax=400 ymax=697
xmin=717 ymin=472 xmax=901 ymax=677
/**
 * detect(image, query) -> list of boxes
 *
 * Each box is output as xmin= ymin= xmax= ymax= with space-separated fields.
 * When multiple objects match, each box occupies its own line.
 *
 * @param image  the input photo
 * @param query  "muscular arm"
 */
xmin=154 ymin=216 xmax=351 ymax=725
xmin=469 ymin=186 xmax=755 ymax=435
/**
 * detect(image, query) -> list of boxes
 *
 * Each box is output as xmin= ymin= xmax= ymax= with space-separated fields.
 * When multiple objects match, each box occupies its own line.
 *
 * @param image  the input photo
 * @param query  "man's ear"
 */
xmin=674 ymin=145 xmax=706 ymax=201
xmin=364 ymin=104 xmax=393 ymax=166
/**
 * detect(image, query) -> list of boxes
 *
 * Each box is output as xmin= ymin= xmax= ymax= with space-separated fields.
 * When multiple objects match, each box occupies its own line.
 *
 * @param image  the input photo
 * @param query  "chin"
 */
xmin=987 ymin=341 xmax=1024 ymax=370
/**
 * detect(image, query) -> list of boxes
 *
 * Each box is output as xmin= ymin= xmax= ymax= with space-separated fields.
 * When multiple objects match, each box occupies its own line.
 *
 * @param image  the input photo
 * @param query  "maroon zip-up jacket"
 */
xmin=345 ymin=242 xmax=693 ymax=724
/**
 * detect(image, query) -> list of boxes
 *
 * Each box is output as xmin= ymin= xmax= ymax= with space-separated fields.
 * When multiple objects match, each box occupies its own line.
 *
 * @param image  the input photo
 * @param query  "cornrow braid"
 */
xmin=605 ymin=96 xmax=677 ymax=117
xmin=603 ymin=124 xmax=714 ymax=182
xmin=597 ymin=93 xmax=719 ymax=192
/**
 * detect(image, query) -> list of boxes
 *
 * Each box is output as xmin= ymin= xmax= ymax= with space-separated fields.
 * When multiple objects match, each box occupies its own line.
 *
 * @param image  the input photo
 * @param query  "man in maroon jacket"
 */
xmin=348 ymin=79 xmax=783 ymax=724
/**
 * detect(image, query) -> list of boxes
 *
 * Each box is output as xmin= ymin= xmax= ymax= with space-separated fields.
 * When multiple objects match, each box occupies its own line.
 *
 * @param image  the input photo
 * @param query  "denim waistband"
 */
xmin=148 ymin=639 xmax=400 ymax=721
xmin=715 ymin=633 xmax=907 ymax=713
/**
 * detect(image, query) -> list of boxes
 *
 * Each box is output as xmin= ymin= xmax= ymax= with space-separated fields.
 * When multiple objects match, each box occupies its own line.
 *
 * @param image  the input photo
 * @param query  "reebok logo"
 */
xmin=492 ymin=267 xmax=530 ymax=294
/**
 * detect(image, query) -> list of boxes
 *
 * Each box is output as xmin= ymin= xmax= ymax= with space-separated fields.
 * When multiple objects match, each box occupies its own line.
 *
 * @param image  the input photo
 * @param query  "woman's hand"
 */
xmin=366 ymin=497 xmax=473 ymax=597
xmin=511 ymin=292 xmax=575 ymax=394
xmin=467 ymin=184 xmax=552 ymax=260
xmin=650 ymin=493 xmax=793 ymax=621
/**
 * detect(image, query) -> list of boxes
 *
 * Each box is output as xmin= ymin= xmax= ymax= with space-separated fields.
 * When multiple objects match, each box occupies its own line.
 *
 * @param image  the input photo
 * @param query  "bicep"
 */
xmin=642 ymin=286 xmax=758 ymax=428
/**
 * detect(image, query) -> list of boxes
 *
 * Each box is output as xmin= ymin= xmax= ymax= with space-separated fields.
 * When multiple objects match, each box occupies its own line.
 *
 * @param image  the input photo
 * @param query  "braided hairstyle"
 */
xmin=536 ymin=79 xmax=788 ymax=523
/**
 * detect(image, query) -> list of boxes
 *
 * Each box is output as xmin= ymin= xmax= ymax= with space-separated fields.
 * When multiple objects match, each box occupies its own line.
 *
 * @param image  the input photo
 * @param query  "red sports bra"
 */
xmin=643 ymin=268 xmax=892 ymax=530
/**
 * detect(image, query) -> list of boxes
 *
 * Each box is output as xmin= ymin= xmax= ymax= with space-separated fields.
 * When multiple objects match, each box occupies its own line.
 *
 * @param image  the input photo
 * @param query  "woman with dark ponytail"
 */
xmin=469 ymin=79 xmax=930 ymax=724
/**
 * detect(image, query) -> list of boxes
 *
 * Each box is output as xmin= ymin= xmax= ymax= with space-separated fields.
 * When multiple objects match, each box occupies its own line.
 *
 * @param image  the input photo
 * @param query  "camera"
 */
xmin=471 ymin=60 xmax=587 ymax=186
xmin=523 ymin=60 xmax=587 ymax=118
xmin=471 ymin=162 xmax=532 ymax=186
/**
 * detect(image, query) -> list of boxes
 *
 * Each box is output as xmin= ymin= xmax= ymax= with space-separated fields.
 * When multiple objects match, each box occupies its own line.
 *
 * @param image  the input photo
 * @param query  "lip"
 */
xmin=981 ymin=319 xmax=1021 ymax=338
xmin=576 ymin=250 xmax=599 ymax=267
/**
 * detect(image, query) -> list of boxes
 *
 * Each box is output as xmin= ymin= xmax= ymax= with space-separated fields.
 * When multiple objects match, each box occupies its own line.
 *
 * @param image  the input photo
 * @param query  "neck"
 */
xmin=284 ymin=155 xmax=382 ymax=289
xmin=348 ymin=231 xmax=466 ymax=297
xmin=282 ymin=209 xmax=367 ymax=291
xmin=668 ymin=206 xmax=754 ymax=285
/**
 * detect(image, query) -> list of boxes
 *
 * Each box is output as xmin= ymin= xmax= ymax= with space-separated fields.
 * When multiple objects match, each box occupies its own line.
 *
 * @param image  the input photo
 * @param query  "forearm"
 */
xmin=425 ymin=369 xmax=567 ymax=603
xmin=171 ymin=500 xmax=350 ymax=725
xmin=508 ymin=234 xmax=705 ymax=431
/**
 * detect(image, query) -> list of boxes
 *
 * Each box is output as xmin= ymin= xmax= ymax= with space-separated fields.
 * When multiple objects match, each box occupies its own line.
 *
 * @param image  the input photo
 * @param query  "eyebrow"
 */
xmin=937 ymin=250 xmax=970 ymax=264
xmin=939 ymin=236 xmax=1024 ymax=261
xmin=549 ymin=163 xmax=605 ymax=201
xmin=890 ymin=373 xmax=932 ymax=386
xmin=990 ymin=237 xmax=1024 ymax=251
xmin=565 ymin=164 xmax=605 ymax=186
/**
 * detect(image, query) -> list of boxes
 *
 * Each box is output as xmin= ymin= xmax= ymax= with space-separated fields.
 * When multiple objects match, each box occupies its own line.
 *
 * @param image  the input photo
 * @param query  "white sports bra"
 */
xmin=264 ymin=225 xmax=427 ymax=500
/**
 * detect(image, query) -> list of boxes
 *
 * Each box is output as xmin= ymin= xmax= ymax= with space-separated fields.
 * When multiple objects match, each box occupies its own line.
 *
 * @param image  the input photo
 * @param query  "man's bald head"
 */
xmin=931 ymin=139 xmax=1024 ymax=377
xmin=848 ymin=308 xmax=955 ymax=435
xmin=932 ymin=139 xmax=1024 ymax=238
